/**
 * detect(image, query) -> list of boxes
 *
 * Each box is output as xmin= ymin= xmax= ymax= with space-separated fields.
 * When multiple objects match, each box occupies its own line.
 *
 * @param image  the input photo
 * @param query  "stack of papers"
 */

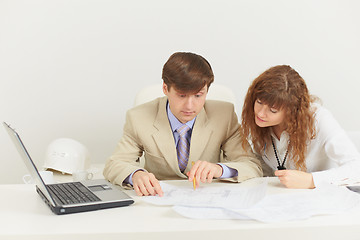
xmin=142 ymin=180 xmax=360 ymax=222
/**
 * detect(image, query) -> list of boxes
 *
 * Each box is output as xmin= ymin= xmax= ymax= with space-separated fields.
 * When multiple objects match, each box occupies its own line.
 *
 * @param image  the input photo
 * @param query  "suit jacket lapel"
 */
xmin=151 ymin=97 xmax=184 ymax=176
xmin=188 ymin=107 xmax=213 ymax=169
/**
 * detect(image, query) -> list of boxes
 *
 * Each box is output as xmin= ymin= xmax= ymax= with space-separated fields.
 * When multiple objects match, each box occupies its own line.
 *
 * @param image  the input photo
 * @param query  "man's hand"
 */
xmin=132 ymin=171 xmax=163 ymax=197
xmin=274 ymin=170 xmax=315 ymax=189
xmin=186 ymin=160 xmax=223 ymax=186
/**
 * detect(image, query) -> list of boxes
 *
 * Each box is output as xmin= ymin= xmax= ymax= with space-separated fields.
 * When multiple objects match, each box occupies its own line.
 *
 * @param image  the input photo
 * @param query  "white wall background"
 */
xmin=1 ymin=0 xmax=359 ymax=183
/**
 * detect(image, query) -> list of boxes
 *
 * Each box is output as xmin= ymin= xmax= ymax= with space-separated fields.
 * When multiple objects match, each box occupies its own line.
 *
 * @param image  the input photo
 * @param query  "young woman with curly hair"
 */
xmin=240 ymin=65 xmax=360 ymax=189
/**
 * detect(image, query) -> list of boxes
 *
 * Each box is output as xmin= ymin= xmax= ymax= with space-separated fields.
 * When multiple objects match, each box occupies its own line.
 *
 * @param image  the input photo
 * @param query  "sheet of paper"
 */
xmin=172 ymin=184 xmax=360 ymax=222
xmin=142 ymin=179 xmax=268 ymax=209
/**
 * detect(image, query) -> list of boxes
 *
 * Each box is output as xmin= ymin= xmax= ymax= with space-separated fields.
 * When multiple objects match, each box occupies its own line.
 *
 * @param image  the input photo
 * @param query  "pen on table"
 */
xmin=191 ymin=161 xmax=196 ymax=190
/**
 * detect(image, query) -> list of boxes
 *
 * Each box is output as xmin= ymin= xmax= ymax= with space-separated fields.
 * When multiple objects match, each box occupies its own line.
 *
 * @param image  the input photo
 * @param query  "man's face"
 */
xmin=163 ymin=83 xmax=207 ymax=123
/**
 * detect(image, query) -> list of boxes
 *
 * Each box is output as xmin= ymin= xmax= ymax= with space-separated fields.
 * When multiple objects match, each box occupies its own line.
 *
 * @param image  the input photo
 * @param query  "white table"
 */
xmin=1 ymin=177 xmax=360 ymax=240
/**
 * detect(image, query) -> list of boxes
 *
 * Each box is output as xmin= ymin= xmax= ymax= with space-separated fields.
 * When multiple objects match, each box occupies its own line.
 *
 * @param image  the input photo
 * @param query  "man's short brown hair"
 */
xmin=162 ymin=52 xmax=214 ymax=93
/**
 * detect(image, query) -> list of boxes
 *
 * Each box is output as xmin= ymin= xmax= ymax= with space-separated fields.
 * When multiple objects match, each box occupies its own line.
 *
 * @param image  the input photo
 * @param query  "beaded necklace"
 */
xmin=271 ymin=137 xmax=289 ymax=170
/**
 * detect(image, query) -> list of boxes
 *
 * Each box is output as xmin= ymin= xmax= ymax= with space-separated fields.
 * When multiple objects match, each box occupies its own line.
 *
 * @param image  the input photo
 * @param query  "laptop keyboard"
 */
xmin=47 ymin=182 xmax=101 ymax=205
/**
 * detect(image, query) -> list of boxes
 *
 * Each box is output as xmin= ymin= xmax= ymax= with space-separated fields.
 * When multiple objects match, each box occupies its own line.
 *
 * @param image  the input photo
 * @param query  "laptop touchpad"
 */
xmin=88 ymin=185 xmax=112 ymax=192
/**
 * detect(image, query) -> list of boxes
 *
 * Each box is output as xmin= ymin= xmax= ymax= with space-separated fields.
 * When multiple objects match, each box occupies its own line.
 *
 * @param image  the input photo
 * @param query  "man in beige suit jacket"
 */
xmin=104 ymin=52 xmax=262 ymax=196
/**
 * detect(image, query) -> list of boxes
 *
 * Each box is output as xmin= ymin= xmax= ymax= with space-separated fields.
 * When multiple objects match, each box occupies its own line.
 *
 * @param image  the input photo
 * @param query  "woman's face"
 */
xmin=254 ymin=99 xmax=286 ymax=128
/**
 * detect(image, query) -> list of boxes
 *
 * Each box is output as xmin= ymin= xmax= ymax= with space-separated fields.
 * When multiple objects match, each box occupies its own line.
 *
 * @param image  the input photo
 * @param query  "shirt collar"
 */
xmin=167 ymin=101 xmax=196 ymax=132
xmin=270 ymin=128 xmax=290 ymax=152
xmin=270 ymin=129 xmax=289 ymax=142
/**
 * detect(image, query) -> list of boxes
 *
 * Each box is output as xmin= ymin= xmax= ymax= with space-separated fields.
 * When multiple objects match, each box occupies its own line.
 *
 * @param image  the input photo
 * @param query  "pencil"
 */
xmin=191 ymin=161 xmax=196 ymax=190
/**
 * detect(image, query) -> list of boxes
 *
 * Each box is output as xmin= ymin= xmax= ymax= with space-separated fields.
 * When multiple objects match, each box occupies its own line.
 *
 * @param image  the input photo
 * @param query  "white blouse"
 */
xmin=260 ymin=103 xmax=360 ymax=187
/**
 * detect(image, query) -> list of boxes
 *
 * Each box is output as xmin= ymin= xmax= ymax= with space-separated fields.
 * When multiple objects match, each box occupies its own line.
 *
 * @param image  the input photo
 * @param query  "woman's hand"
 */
xmin=275 ymin=170 xmax=315 ymax=189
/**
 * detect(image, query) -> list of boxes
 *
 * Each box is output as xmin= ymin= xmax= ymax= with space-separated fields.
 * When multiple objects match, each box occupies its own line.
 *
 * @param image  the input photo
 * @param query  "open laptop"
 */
xmin=3 ymin=122 xmax=134 ymax=215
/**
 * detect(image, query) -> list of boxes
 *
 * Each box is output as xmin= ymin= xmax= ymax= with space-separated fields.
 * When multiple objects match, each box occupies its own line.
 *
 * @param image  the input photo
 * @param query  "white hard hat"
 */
xmin=43 ymin=138 xmax=90 ymax=174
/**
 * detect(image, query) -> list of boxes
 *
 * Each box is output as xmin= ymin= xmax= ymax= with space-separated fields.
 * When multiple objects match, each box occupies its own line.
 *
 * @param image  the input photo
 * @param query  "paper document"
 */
xmin=173 ymin=184 xmax=360 ymax=222
xmin=142 ymin=180 xmax=360 ymax=222
xmin=143 ymin=179 xmax=267 ymax=209
xmin=227 ymin=185 xmax=360 ymax=222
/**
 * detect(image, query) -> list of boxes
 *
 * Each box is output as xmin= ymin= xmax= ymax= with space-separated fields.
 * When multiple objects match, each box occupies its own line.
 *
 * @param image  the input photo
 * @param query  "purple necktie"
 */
xmin=176 ymin=124 xmax=191 ymax=172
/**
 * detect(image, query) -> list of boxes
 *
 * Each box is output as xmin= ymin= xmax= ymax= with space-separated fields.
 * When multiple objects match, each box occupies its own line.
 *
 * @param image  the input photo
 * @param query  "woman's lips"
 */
xmin=256 ymin=116 xmax=266 ymax=122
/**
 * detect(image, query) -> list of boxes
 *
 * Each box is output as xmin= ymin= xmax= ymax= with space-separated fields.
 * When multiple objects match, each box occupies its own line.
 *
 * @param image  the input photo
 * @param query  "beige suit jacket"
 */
xmin=103 ymin=96 xmax=262 ymax=187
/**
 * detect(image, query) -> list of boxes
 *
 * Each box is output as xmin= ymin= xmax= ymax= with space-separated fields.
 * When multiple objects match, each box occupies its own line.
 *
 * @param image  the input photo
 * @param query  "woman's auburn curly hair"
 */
xmin=240 ymin=65 xmax=316 ymax=171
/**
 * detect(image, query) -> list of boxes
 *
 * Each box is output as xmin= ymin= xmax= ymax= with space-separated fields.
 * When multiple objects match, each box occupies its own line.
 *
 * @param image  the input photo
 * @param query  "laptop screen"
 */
xmin=3 ymin=122 xmax=56 ymax=206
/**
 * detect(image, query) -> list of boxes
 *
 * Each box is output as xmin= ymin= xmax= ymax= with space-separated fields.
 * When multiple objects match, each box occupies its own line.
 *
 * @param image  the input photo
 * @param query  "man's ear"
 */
xmin=162 ymin=82 xmax=169 ymax=95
